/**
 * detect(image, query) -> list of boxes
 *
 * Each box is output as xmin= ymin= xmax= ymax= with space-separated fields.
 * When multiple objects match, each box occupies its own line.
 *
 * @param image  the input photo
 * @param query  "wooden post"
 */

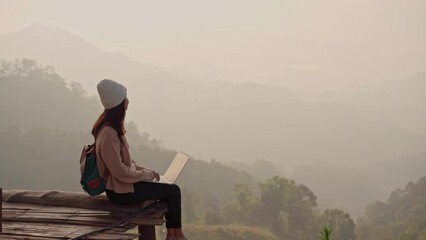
xmin=139 ymin=225 xmax=156 ymax=240
xmin=1 ymin=188 xmax=2 ymax=233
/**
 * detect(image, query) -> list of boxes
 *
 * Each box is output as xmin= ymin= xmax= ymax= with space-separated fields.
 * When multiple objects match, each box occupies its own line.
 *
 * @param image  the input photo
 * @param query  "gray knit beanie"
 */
xmin=97 ymin=79 xmax=127 ymax=109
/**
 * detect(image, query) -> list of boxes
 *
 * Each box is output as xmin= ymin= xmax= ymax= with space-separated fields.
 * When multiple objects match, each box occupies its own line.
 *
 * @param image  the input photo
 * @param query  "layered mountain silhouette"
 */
xmin=316 ymin=71 xmax=426 ymax=134
xmin=1 ymin=23 xmax=425 ymax=218
xmin=1 ymin=23 xmax=423 ymax=168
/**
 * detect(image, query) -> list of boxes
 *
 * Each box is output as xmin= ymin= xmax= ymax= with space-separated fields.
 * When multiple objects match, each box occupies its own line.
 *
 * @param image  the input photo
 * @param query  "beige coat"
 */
xmin=95 ymin=126 xmax=156 ymax=193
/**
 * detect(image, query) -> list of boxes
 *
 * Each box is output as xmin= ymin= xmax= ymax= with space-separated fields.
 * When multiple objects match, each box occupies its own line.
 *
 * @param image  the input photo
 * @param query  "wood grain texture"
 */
xmin=2 ymin=190 xmax=154 ymax=213
xmin=1 ymin=189 xmax=169 ymax=239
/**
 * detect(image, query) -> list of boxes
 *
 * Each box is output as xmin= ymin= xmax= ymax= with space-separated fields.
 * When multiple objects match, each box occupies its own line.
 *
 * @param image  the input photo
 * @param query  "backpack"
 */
xmin=79 ymin=143 xmax=106 ymax=196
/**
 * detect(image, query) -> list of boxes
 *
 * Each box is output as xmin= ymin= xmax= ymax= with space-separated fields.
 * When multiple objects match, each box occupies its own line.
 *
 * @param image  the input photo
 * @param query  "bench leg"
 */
xmin=1 ymin=188 xmax=2 ymax=233
xmin=138 ymin=225 xmax=156 ymax=240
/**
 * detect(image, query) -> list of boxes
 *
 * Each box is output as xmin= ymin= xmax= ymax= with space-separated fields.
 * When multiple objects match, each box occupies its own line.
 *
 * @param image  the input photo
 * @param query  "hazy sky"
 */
xmin=1 ymin=0 xmax=425 ymax=94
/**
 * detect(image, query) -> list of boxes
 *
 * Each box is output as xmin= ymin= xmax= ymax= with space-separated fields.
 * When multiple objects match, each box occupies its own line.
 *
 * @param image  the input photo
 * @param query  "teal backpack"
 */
xmin=79 ymin=143 xmax=106 ymax=196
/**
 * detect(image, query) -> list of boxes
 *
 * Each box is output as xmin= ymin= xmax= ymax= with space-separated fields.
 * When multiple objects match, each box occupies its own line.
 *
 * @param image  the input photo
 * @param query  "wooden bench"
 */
xmin=0 ymin=188 xmax=168 ymax=240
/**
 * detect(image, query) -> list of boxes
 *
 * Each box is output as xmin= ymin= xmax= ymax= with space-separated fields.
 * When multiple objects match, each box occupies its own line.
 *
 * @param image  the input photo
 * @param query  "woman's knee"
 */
xmin=170 ymin=184 xmax=181 ymax=197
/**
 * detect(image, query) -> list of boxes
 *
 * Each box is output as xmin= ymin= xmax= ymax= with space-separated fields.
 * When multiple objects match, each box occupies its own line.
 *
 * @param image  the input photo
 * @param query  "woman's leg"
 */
xmin=133 ymin=181 xmax=182 ymax=229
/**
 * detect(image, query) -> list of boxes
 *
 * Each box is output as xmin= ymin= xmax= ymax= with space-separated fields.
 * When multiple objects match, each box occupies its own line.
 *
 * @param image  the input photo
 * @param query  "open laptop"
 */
xmin=154 ymin=152 xmax=189 ymax=184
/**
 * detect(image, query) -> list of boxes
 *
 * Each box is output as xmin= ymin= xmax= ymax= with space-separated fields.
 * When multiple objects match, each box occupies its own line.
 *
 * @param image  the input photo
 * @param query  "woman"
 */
xmin=92 ymin=79 xmax=188 ymax=240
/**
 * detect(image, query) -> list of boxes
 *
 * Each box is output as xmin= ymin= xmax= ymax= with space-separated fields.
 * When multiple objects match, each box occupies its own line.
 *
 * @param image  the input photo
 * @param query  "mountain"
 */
xmin=1 ymin=23 xmax=425 ymax=219
xmin=316 ymin=71 xmax=426 ymax=134
xmin=0 ymin=65 xmax=255 ymax=206
xmin=365 ymin=152 xmax=426 ymax=195
xmin=357 ymin=176 xmax=426 ymax=240
xmin=134 ymin=30 xmax=426 ymax=95
xmin=293 ymin=153 xmax=426 ymax=218
xmin=1 ymin=23 xmax=423 ymax=170
xmin=0 ymin=23 xmax=170 ymax=93
xmin=0 ymin=72 xmax=99 ymax=132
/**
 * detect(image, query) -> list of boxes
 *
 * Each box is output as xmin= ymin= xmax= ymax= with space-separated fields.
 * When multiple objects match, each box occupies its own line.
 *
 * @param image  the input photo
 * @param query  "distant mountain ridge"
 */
xmin=0 ymin=23 xmax=157 ymax=93
xmin=0 ymin=70 xmax=99 ymax=132
xmin=315 ymin=71 xmax=426 ymax=134
xmin=1 ymin=23 xmax=425 ymax=219
xmin=1 ymin=23 xmax=423 ymax=169
xmin=0 ymin=64 xmax=256 ymax=206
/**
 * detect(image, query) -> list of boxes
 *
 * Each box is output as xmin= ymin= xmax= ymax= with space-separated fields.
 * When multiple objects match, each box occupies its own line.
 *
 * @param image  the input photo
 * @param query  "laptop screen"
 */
xmin=163 ymin=152 xmax=189 ymax=183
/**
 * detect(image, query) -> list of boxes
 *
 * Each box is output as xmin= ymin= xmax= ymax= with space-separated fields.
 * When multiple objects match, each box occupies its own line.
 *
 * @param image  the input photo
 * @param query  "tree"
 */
xmin=0 ymin=58 xmax=66 ymax=86
xmin=258 ymin=177 xmax=289 ymax=233
xmin=360 ymin=176 xmax=426 ymax=240
xmin=204 ymin=208 xmax=222 ymax=225
xmin=286 ymin=183 xmax=318 ymax=239
xmin=69 ymin=81 xmax=87 ymax=97
xmin=182 ymin=187 xmax=201 ymax=223
xmin=258 ymin=176 xmax=318 ymax=239
xmin=321 ymin=209 xmax=356 ymax=240
xmin=222 ymin=183 xmax=257 ymax=224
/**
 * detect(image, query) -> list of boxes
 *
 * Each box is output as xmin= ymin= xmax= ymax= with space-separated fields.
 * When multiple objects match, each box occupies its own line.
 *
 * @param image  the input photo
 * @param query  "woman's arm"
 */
xmin=131 ymin=159 xmax=160 ymax=180
xmin=131 ymin=159 xmax=154 ymax=171
xmin=99 ymin=129 xmax=157 ymax=182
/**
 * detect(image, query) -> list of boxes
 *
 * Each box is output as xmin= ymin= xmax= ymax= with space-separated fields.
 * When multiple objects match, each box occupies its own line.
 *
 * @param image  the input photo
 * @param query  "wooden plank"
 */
xmin=3 ymin=202 xmax=121 ymax=215
xmin=3 ymin=222 xmax=136 ymax=234
xmin=3 ymin=207 xmax=119 ymax=226
xmin=2 ymin=190 xmax=156 ymax=213
xmin=0 ymin=231 xmax=137 ymax=240
xmin=1 ymin=222 xmax=138 ymax=239
xmin=129 ymin=201 xmax=167 ymax=225
xmin=2 ymin=189 xmax=169 ymax=239
xmin=2 ymin=202 xmax=166 ymax=225
xmin=0 ymin=234 xmax=59 ymax=239
xmin=3 ymin=201 xmax=150 ymax=218
xmin=3 ymin=221 xmax=84 ymax=238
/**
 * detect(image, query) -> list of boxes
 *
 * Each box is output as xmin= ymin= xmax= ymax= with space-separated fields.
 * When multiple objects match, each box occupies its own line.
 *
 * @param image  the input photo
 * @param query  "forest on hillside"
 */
xmin=3 ymin=25 xmax=426 ymax=219
xmin=357 ymin=176 xmax=426 ymax=240
xmin=1 ymin=59 xmax=425 ymax=239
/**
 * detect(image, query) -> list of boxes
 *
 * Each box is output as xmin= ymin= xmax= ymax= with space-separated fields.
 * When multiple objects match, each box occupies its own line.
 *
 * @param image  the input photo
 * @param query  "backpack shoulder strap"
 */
xmin=80 ymin=143 xmax=95 ymax=174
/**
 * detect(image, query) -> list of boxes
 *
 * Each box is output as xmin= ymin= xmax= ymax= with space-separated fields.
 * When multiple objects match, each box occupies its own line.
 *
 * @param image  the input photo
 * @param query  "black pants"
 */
xmin=106 ymin=181 xmax=182 ymax=228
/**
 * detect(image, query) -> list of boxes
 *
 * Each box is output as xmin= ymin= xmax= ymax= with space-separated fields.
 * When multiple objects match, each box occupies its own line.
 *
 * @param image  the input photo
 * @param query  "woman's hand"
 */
xmin=152 ymin=171 xmax=160 ymax=181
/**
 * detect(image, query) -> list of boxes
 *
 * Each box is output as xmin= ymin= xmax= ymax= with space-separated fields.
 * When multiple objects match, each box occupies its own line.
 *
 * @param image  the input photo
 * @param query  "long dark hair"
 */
xmin=92 ymin=99 xmax=126 ymax=139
